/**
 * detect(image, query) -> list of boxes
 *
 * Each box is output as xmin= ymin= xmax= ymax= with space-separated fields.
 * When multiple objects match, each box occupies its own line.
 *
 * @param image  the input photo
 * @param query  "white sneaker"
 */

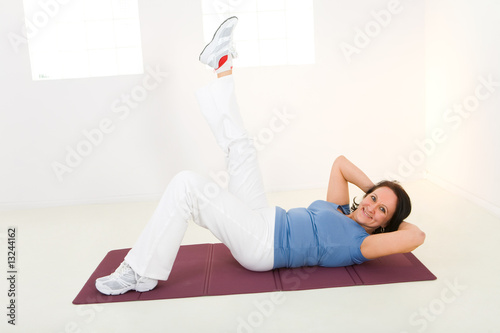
xmin=95 ymin=261 xmax=158 ymax=295
xmin=199 ymin=16 xmax=238 ymax=72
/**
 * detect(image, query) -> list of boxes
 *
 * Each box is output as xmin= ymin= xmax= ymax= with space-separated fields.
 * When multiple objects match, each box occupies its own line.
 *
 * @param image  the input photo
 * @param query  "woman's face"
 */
xmin=352 ymin=186 xmax=397 ymax=232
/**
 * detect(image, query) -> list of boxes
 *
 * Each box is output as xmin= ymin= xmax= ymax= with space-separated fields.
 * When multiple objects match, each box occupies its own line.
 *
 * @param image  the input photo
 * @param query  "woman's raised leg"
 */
xmin=197 ymin=17 xmax=268 ymax=211
xmin=195 ymin=76 xmax=269 ymax=211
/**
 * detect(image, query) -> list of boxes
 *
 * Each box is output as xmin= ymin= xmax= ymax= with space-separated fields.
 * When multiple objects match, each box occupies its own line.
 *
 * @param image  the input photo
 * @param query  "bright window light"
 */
xmin=201 ymin=0 xmax=315 ymax=67
xmin=23 ymin=0 xmax=144 ymax=80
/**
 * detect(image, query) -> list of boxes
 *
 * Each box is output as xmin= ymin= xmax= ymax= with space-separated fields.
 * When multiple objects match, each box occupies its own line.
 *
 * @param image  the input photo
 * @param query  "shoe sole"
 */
xmin=199 ymin=16 xmax=238 ymax=65
xmin=95 ymin=280 xmax=135 ymax=296
xmin=95 ymin=281 xmax=157 ymax=296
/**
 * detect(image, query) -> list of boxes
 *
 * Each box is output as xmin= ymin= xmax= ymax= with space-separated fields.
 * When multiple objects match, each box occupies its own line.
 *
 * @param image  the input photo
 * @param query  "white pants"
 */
xmin=125 ymin=77 xmax=276 ymax=281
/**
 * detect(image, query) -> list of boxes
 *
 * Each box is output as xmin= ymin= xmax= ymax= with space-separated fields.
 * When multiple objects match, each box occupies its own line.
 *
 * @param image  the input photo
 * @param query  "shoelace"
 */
xmin=110 ymin=262 xmax=137 ymax=287
xmin=229 ymin=45 xmax=238 ymax=58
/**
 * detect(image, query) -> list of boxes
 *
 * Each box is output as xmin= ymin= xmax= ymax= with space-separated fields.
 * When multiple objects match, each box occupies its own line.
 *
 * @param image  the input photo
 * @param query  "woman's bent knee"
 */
xmin=170 ymin=170 xmax=223 ymax=203
xmin=169 ymin=171 xmax=209 ymax=191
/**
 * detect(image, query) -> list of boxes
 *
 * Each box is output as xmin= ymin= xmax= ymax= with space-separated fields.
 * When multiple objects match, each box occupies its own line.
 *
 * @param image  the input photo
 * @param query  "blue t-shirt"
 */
xmin=273 ymin=200 xmax=370 ymax=268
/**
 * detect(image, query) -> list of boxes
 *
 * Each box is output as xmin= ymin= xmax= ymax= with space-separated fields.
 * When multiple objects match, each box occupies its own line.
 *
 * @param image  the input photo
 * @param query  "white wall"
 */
xmin=0 ymin=0 xmax=425 ymax=208
xmin=424 ymin=0 xmax=500 ymax=216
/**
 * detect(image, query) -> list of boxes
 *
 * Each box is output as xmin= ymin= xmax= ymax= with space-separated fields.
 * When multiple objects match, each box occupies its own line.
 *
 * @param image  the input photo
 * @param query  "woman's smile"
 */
xmin=362 ymin=207 xmax=373 ymax=219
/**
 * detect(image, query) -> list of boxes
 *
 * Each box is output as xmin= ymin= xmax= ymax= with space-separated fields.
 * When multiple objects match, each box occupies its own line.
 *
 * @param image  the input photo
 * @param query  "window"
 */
xmin=23 ymin=0 xmax=143 ymax=80
xmin=201 ymin=0 xmax=315 ymax=67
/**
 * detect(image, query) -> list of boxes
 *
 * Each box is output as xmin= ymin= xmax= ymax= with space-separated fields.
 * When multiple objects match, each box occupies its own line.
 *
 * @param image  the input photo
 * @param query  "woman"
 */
xmin=95 ymin=17 xmax=425 ymax=296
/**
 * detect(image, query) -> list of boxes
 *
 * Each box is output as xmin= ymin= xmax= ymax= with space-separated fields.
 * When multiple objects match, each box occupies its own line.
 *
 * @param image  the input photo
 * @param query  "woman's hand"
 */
xmin=326 ymin=155 xmax=374 ymax=206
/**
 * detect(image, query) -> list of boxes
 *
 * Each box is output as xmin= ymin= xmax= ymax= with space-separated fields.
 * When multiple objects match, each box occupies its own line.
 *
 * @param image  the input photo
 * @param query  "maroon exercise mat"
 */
xmin=73 ymin=243 xmax=436 ymax=305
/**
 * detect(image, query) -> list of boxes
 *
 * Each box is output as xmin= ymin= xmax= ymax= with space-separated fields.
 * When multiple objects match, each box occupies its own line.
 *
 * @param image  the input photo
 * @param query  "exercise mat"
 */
xmin=73 ymin=243 xmax=436 ymax=304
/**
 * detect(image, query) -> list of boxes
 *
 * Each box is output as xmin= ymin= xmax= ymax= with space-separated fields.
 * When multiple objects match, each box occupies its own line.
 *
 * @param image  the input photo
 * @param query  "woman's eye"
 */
xmin=380 ymin=207 xmax=386 ymax=213
xmin=371 ymin=195 xmax=376 ymax=201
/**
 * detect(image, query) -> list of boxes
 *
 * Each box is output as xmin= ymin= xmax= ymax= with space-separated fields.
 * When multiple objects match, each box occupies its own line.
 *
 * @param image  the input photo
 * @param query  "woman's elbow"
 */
xmin=403 ymin=229 xmax=426 ymax=253
xmin=412 ymin=230 xmax=426 ymax=250
xmin=402 ymin=223 xmax=426 ymax=249
xmin=419 ymin=230 xmax=426 ymax=244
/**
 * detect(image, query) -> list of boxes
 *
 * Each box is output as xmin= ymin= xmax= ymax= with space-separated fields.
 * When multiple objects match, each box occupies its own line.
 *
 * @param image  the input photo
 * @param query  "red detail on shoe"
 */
xmin=216 ymin=55 xmax=228 ymax=70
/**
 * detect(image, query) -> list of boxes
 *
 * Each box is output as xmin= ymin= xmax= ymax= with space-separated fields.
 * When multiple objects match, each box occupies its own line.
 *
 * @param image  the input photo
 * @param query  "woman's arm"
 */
xmin=360 ymin=222 xmax=426 ymax=259
xmin=326 ymin=155 xmax=375 ymax=205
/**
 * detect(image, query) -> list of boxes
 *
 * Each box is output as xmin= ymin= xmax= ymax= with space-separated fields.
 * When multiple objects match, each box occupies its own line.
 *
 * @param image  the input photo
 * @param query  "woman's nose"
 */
xmin=366 ymin=203 xmax=375 ymax=214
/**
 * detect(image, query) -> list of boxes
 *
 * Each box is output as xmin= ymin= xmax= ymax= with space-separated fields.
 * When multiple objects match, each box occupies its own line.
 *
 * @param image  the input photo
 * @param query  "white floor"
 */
xmin=1 ymin=179 xmax=499 ymax=333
